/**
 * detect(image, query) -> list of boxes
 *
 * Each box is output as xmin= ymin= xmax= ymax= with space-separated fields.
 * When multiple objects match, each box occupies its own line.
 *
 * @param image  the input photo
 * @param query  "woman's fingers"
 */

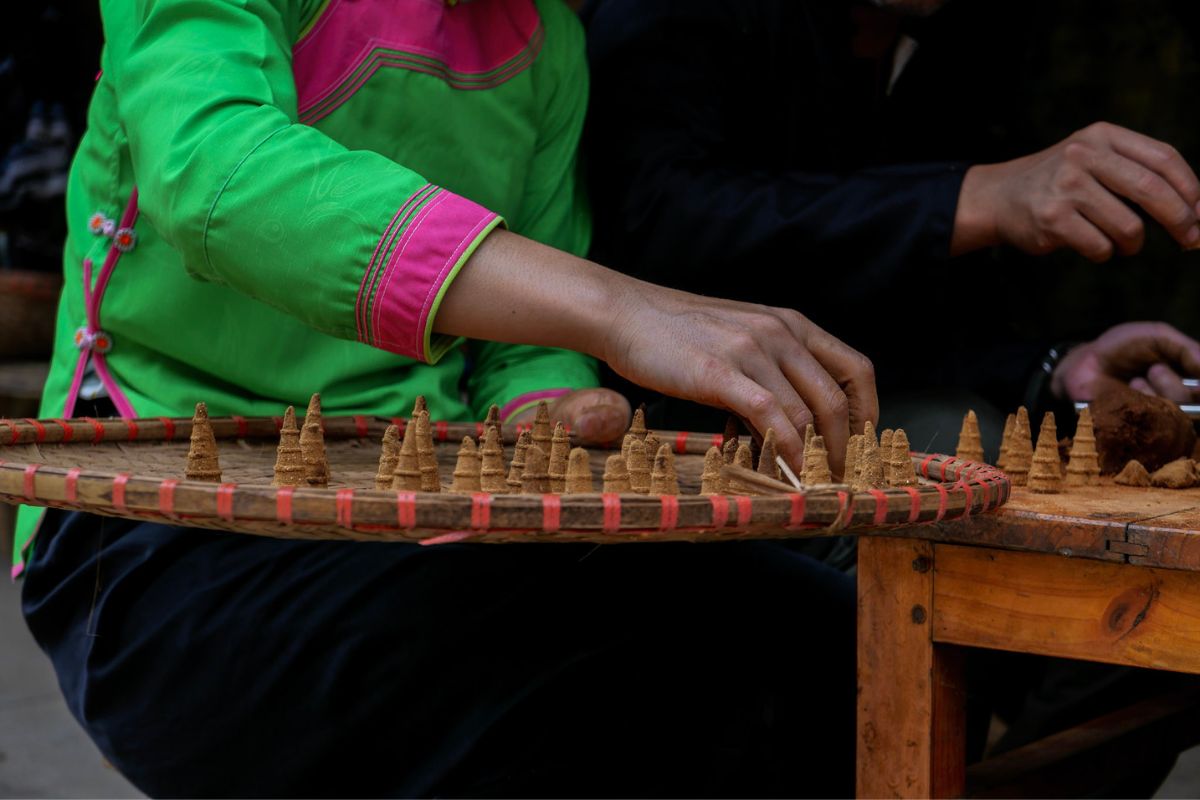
xmin=1129 ymin=376 xmax=1156 ymax=396
xmin=715 ymin=372 xmax=808 ymax=469
xmin=775 ymin=311 xmax=879 ymax=435
xmin=773 ymin=348 xmax=851 ymax=474
xmin=1145 ymin=363 xmax=1193 ymax=404
xmin=1077 ymin=177 xmax=1146 ymax=256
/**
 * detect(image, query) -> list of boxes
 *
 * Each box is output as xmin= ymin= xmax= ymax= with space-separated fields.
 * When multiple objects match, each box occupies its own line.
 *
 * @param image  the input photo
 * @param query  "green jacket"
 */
xmin=13 ymin=0 xmax=597 ymax=575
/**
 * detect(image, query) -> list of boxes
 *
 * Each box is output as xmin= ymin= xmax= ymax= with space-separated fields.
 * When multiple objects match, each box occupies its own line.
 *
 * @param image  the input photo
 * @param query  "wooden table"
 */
xmin=856 ymin=481 xmax=1200 ymax=798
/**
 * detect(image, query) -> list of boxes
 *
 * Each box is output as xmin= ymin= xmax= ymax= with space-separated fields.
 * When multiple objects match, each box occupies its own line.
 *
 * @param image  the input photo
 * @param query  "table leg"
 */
xmin=858 ymin=535 xmax=965 ymax=798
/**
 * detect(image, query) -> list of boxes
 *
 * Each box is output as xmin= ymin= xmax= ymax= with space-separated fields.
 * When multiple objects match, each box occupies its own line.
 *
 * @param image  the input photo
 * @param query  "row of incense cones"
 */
xmin=957 ymin=406 xmax=1100 ymax=494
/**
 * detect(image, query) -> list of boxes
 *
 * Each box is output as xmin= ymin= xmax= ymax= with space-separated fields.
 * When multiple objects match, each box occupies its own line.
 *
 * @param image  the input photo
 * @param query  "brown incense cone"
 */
xmin=547 ymin=422 xmax=570 ymax=493
xmin=415 ymin=410 xmax=440 ymax=492
xmin=855 ymin=432 xmax=885 ymax=491
xmin=374 ymin=424 xmax=401 ymax=490
xmin=956 ymin=410 xmax=986 ymax=464
xmin=299 ymin=393 xmax=329 ymax=487
xmin=1027 ymin=412 xmax=1063 ymax=493
xmin=722 ymin=437 xmax=738 ymax=465
xmin=802 ymin=435 xmax=833 ymax=485
xmin=271 ymin=406 xmax=304 ymax=487
xmin=844 ymin=434 xmax=864 ymax=486
xmin=629 ymin=406 xmax=648 ymax=440
xmin=531 ymin=400 xmax=553 ymax=456
xmin=506 ymin=430 xmax=533 ymax=492
xmin=479 ymin=427 xmax=507 ymax=493
xmin=603 ymin=453 xmax=632 ymax=493
xmin=997 ymin=413 xmax=1016 ymax=470
xmin=391 ymin=421 xmax=421 ymax=491
xmin=451 ymin=436 xmax=482 ymax=494
xmin=651 ymin=444 xmax=680 ymax=495
xmin=889 ymin=429 xmax=918 ymax=487
xmin=1066 ymin=406 xmax=1101 ymax=486
xmin=412 ymin=395 xmax=427 ymax=417
xmin=1150 ymin=458 xmax=1200 ymax=489
xmin=734 ymin=441 xmax=754 ymax=472
xmin=1006 ymin=407 xmax=1034 ymax=486
xmin=879 ymin=429 xmax=894 ymax=483
xmin=643 ymin=431 xmax=662 ymax=465
xmin=185 ymin=402 xmax=222 ymax=482
xmin=564 ymin=448 xmax=594 ymax=493
xmin=622 ymin=432 xmax=639 ymax=463
xmin=804 ymin=423 xmax=816 ymax=453
xmin=627 ymin=439 xmax=652 ymax=494
xmin=483 ymin=404 xmax=501 ymax=441
xmin=1114 ymin=459 xmax=1152 ymax=487
xmin=757 ymin=428 xmax=781 ymax=480
xmin=701 ymin=446 xmax=725 ymax=495
xmin=521 ymin=446 xmax=551 ymax=494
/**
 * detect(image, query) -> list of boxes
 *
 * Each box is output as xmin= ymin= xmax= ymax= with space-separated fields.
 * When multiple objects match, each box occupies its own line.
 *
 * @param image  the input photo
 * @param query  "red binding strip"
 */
xmin=974 ymin=477 xmax=991 ymax=511
xmin=435 ymin=420 xmax=449 ymax=442
xmin=541 ymin=494 xmax=561 ymax=533
xmin=232 ymin=415 xmax=248 ymax=439
xmin=125 ymin=419 xmax=139 ymax=441
xmin=336 ymin=488 xmax=354 ymax=528
xmin=276 ymin=486 xmax=294 ymax=524
xmin=734 ymin=496 xmax=752 ymax=526
xmin=709 ymin=495 xmax=730 ymax=528
xmin=3 ymin=419 xmax=19 ymax=445
xmin=868 ymin=489 xmax=888 ymax=526
xmin=601 ymin=493 xmax=622 ymax=532
xmin=216 ymin=483 xmax=236 ymax=522
xmin=82 ymin=417 xmax=105 ymax=443
xmin=475 ymin=422 xmax=485 ymax=439
xmin=837 ymin=490 xmax=850 ymax=524
xmin=396 ymin=492 xmax=417 ymax=529
xmin=51 ymin=419 xmax=74 ymax=442
xmin=64 ymin=468 xmax=80 ymax=503
xmin=675 ymin=431 xmax=689 ymax=454
xmin=112 ymin=473 xmax=131 ymax=513
xmin=22 ymin=464 xmax=39 ymax=500
xmin=712 ymin=433 xmax=724 ymax=450
xmin=920 ymin=453 xmax=937 ymax=477
xmin=658 ymin=495 xmax=679 ymax=531
xmin=904 ymin=486 xmax=921 ymax=523
xmin=158 ymin=417 xmax=176 ymax=440
xmin=471 ymin=493 xmax=492 ymax=530
xmin=934 ymin=483 xmax=949 ymax=521
xmin=958 ymin=481 xmax=974 ymax=519
xmin=22 ymin=418 xmax=46 ymax=443
xmin=788 ymin=494 xmax=806 ymax=529
xmin=940 ymin=457 xmax=958 ymax=481
xmin=353 ymin=415 xmax=370 ymax=438
xmin=158 ymin=478 xmax=178 ymax=517
xmin=272 ymin=416 xmax=283 ymax=430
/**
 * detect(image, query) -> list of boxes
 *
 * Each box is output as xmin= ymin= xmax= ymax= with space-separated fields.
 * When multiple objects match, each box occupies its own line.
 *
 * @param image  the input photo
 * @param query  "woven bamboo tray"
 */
xmin=0 ymin=415 xmax=1010 ymax=544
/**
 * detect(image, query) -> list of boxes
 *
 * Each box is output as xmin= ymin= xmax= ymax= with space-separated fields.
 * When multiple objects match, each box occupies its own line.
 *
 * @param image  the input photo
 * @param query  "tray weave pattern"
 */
xmin=0 ymin=415 xmax=1010 ymax=544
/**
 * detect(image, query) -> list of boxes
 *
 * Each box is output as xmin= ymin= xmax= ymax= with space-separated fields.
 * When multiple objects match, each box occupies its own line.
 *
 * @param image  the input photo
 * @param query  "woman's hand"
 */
xmin=1052 ymin=322 xmax=1200 ymax=403
xmin=508 ymin=388 xmax=632 ymax=444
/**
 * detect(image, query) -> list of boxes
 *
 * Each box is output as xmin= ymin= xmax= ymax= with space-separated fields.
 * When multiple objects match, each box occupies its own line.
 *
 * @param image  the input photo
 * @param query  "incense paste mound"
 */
xmin=1090 ymin=380 xmax=1195 ymax=474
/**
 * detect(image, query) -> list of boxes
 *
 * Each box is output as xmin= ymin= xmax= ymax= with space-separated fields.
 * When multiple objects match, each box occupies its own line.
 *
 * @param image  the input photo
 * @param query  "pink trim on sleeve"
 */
xmin=500 ymin=388 xmax=573 ymax=423
xmin=371 ymin=191 xmax=498 ymax=362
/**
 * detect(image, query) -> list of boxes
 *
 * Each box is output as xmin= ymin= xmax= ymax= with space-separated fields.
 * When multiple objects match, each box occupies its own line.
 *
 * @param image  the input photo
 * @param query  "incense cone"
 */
xmin=451 ymin=436 xmax=482 ymax=494
xmin=889 ymin=429 xmax=918 ymax=487
xmin=564 ymin=448 xmax=594 ymax=493
xmin=1027 ymin=412 xmax=1063 ymax=493
xmin=1066 ymin=406 xmax=1101 ymax=486
xmin=622 ymin=432 xmax=639 ymax=463
xmin=855 ymin=431 xmax=885 ymax=491
xmin=879 ymin=429 xmax=894 ymax=483
xmin=1114 ymin=459 xmax=1152 ymax=487
xmin=548 ymin=422 xmax=570 ymax=493
xmin=643 ymin=431 xmax=662 ymax=466
xmin=802 ymin=434 xmax=833 ymax=485
xmin=412 ymin=395 xmax=427 ymax=417
xmin=374 ymin=424 xmax=401 ymax=490
xmin=1006 ymin=407 xmax=1034 ymax=486
xmin=722 ymin=437 xmax=738 ymax=465
xmin=757 ymin=428 xmax=781 ymax=480
xmin=651 ymin=444 xmax=680 ymax=495
xmin=479 ymin=427 xmax=507 ymax=493
xmin=956 ymin=410 xmax=985 ymax=464
xmin=185 ymin=402 xmax=222 ymax=482
xmin=506 ymin=430 xmax=532 ymax=492
xmin=531 ymin=401 xmax=553 ymax=456
xmin=844 ymin=434 xmax=863 ymax=486
xmin=391 ymin=420 xmax=421 ymax=491
xmin=629 ymin=406 xmax=648 ymax=440
xmin=603 ymin=453 xmax=631 ymax=493
xmin=997 ymin=413 xmax=1016 ymax=470
xmin=701 ymin=446 xmax=725 ymax=495
xmin=733 ymin=442 xmax=754 ymax=473
xmin=271 ymin=406 xmax=304 ymax=487
xmin=627 ymin=439 xmax=651 ymax=493
xmin=415 ymin=410 xmax=440 ymax=493
xmin=483 ymin=404 xmax=501 ymax=442
xmin=300 ymin=393 xmax=329 ymax=487
xmin=521 ymin=445 xmax=551 ymax=494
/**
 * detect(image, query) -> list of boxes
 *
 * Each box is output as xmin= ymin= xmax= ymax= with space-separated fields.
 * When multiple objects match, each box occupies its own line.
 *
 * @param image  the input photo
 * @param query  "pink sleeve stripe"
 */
xmin=371 ymin=190 xmax=499 ymax=362
xmin=499 ymin=388 xmax=573 ymax=422
xmin=355 ymin=183 xmax=435 ymax=343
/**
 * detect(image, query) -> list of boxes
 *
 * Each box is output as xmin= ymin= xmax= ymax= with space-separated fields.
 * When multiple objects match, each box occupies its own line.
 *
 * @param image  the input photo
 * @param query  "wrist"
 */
xmin=950 ymin=163 xmax=1002 ymax=256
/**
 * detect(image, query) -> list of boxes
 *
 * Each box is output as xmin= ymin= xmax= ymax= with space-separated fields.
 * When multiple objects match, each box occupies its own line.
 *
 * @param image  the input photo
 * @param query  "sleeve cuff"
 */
xmin=360 ymin=187 xmax=503 ymax=363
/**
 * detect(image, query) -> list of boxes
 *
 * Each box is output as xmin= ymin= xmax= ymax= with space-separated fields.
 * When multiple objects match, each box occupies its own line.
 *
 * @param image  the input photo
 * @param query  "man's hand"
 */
xmin=1052 ymin=322 xmax=1200 ymax=402
xmin=508 ymin=388 xmax=631 ymax=444
xmin=953 ymin=122 xmax=1200 ymax=261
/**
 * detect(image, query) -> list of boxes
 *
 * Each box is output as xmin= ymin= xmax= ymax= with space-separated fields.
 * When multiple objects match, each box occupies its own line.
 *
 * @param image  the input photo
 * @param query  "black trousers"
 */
xmin=21 ymin=509 xmax=856 ymax=798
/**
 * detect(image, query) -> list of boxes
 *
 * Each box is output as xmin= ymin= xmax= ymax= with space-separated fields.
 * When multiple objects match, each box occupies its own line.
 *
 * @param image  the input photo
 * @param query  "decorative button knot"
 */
xmin=113 ymin=227 xmax=137 ymax=252
xmin=86 ymin=212 xmax=137 ymax=252
xmin=88 ymin=211 xmax=112 ymax=235
xmin=74 ymin=326 xmax=113 ymax=354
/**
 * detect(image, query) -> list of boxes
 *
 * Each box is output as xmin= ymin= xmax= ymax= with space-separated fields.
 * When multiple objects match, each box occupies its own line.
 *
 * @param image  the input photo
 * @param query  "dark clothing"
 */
xmin=22 ymin=508 xmax=856 ymax=797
